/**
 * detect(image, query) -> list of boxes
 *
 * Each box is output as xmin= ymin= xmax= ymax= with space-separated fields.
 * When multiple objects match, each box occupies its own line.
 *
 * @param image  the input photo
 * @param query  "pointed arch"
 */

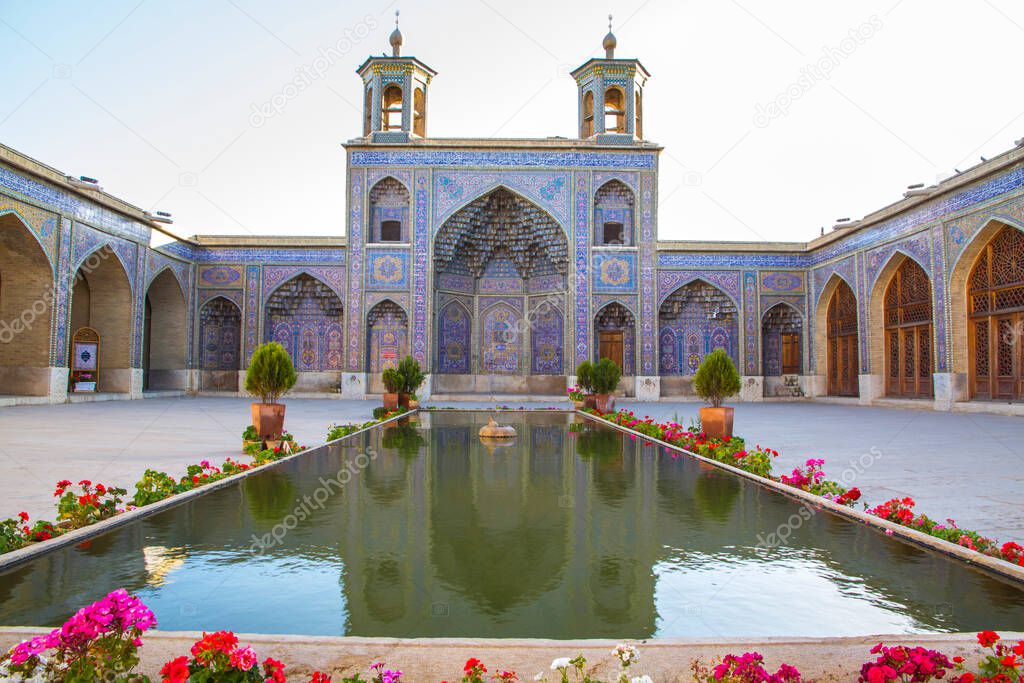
xmin=434 ymin=186 xmax=569 ymax=279
xmin=594 ymin=179 xmax=636 ymax=246
xmin=955 ymin=220 xmax=1024 ymax=399
xmin=761 ymin=302 xmax=804 ymax=378
xmin=73 ymin=243 xmax=135 ymax=291
xmin=658 ymin=279 xmax=739 ymax=375
xmin=480 ymin=301 xmax=521 ymax=374
xmin=434 ymin=182 xmax=568 ymax=239
xmin=436 ymin=299 xmax=471 ymax=374
xmin=198 ymin=296 xmax=242 ymax=390
xmin=867 ymin=253 xmax=934 ymax=398
xmin=369 ymin=176 xmax=411 ymax=243
xmin=366 ymin=298 xmax=408 ymax=373
xmin=265 ymin=273 xmax=345 ymax=373
xmin=814 ymin=275 xmax=859 ymax=397
xmin=69 ymin=243 xmax=133 ymax=392
xmin=0 ymin=213 xmax=55 ymax=396
xmin=594 ymin=301 xmax=635 ymax=376
xmin=145 ymin=262 xmax=188 ymax=296
xmin=948 ymin=217 xmax=1024 ymax=390
xmin=0 ymin=208 xmax=55 ymax=271
xmin=143 ymin=268 xmax=188 ymax=390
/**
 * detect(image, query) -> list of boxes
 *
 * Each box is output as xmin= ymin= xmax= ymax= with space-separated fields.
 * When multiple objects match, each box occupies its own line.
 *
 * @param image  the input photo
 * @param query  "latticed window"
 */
xmin=970 ymin=226 xmax=1024 ymax=315
xmin=883 ymin=259 xmax=933 ymax=397
xmin=826 ymin=280 xmax=858 ymax=397
xmin=968 ymin=225 xmax=1024 ymax=401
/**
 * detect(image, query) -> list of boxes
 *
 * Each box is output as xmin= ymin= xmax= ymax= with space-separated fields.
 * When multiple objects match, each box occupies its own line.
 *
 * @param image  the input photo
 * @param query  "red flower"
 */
xmin=1001 ymin=655 xmax=1018 ymax=667
xmin=310 ymin=673 xmax=332 ymax=683
xmin=464 ymin=657 xmax=486 ymax=673
xmin=78 ymin=479 xmax=91 ymax=487
xmin=17 ymin=511 xmax=28 ymax=521
xmin=978 ymin=630 xmax=1001 ymax=647
xmin=160 ymin=655 xmax=190 ymax=683
xmin=263 ymin=657 xmax=286 ymax=682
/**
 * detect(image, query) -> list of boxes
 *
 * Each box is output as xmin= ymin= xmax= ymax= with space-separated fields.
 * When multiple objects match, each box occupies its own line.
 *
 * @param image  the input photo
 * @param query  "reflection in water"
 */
xmin=0 ymin=412 xmax=1022 ymax=639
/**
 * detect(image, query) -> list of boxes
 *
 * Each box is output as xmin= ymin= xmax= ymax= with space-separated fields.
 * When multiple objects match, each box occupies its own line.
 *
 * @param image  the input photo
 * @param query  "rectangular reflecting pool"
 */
xmin=1 ymin=411 xmax=1022 ymax=639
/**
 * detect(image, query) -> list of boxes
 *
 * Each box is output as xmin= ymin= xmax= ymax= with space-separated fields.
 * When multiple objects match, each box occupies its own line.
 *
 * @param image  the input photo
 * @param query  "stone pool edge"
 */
xmin=1 ymin=629 xmax=1021 ymax=680
xmin=575 ymin=410 xmax=1024 ymax=585
xmin=0 ymin=409 xmax=418 ymax=573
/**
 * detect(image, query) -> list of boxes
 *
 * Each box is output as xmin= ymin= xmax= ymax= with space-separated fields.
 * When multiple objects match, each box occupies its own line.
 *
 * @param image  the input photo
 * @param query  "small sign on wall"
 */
xmin=71 ymin=327 xmax=101 ymax=393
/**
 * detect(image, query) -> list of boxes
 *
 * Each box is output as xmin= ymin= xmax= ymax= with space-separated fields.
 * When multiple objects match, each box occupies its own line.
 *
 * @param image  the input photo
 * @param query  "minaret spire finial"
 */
xmin=389 ymin=9 xmax=403 ymax=56
xmin=602 ymin=13 xmax=617 ymax=58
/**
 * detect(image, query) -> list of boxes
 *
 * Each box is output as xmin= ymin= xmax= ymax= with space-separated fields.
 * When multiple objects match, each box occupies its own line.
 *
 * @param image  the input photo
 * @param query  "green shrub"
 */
xmin=396 ymin=355 xmax=425 ymax=395
xmin=591 ymin=358 xmax=622 ymax=394
xmin=372 ymin=406 xmax=388 ymax=420
xmin=382 ymin=367 xmax=403 ymax=393
xmin=242 ymin=425 xmax=260 ymax=441
xmin=133 ymin=469 xmax=181 ymax=507
xmin=693 ymin=349 xmax=740 ymax=407
xmin=576 ymin=360 xmax=595 ymax=394
xmin=245 ymin=342 xmax=297 ymax=404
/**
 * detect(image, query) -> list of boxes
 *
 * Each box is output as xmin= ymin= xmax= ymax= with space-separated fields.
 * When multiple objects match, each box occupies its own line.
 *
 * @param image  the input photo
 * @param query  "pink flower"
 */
xmin=229 ymin=646 xmax=258 ymax=670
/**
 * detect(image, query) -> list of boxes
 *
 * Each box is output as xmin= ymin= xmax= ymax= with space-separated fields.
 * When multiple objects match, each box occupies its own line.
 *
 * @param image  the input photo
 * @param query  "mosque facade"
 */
xmin=1 ymin=25 xmax=1023 ymax=414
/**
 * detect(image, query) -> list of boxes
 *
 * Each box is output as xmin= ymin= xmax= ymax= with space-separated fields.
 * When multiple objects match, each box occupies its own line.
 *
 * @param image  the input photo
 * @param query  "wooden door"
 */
xmin=599 ymin=331 xmax=624 ymax=370
xmin=826 ymin=281 xmax=859 ymax=397
xmin=994 ymin=314 xmax=1022 ymax=399
xmin=781 ymin=333 xmax=800 ymax=374
xmin=886 ymin=325 xmax=933 ymax=398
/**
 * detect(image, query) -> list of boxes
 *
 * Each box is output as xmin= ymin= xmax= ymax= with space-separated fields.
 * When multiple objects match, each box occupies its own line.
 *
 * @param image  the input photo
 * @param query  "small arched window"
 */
xmin=582 ymin=91 xmax=595 ymax=138
xmin=413 ymin=87 xmax=426 ymax=136
xmin=604 ymin=87 xmax=625 ymax=133
xmin=382 ymin=84 xmax=403 ymax=131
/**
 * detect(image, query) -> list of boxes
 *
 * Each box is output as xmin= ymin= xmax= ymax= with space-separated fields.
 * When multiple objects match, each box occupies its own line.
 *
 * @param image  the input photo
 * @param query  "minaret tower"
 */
xmin=570 ymin=15 xmax=649 ymax=142
xmin=356 ymin=11 xmax=437 ymax=143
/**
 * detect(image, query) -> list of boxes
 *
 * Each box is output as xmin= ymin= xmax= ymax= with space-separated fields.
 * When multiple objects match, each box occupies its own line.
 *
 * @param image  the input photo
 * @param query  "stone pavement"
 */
xmin=0 ymin=396 xmax=1021 ymax=542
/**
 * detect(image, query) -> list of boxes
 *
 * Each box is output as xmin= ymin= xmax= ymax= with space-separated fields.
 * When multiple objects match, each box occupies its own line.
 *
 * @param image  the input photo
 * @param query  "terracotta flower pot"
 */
xmin=383 ymin=393 xmax=399 ymax=411
xmin=408 ymin=399 xmax=420 ymax=410
xmin=251 ymin=403 xmax=286 ymax=440
xmin=583 ymin=395 xmax=597 ymax=410
xmin=242 ymin=439 xmax=263 ymax=453
xmin=573 ymin=400 xmax=585 ymax=410
xmin=398 ymin=393 xmax=411 ymax=409
xmin=699 ymin=406 xmax=735 ymax=440
xmin=595 ymin=393 xmax=616 ymax=413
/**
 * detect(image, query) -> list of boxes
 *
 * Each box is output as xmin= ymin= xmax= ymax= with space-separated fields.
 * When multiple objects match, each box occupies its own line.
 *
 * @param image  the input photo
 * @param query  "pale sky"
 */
xmin=2 ymin=0 xmax=1023 ymax=244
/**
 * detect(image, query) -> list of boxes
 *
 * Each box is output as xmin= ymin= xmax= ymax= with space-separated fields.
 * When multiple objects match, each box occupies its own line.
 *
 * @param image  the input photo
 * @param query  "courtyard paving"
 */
xmin=0 ymin=397 xmax=1021 ymax=543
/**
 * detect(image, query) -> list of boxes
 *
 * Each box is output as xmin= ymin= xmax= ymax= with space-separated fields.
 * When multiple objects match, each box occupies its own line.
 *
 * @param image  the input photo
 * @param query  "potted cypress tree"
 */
xmin=397 ymin=355 xmax=424 ymax=409
xmin=245 ymin=342 xmax=297 ymax=439
xmin=591 ymin=357 xmax=622 ymax=413
xmin=693 ymin=348 xmax=741 ymax=440
xmin=382 ymin=367 xmax=402 ymax=411
xmin=576 ymin=360 xmax=596 ymax=410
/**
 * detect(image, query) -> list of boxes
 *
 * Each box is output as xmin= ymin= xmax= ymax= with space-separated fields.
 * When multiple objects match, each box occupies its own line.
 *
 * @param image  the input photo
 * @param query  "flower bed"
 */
xmin=582 ymin=409 xmax=1023 ymax=570
xmin=0 ymin=410 xmax=414 ymax=559
xmin=2 ymin=589 xmax=1022 ymax=682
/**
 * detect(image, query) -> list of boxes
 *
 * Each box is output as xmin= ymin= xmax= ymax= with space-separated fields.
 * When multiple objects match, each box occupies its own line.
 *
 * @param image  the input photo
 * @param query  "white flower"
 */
xmin=533 ymin=674 xmax=546 ymax=682
xmin=613 ymin=643 xmax=639 ymax=666
xmin=550 ymin=657 xmax=571 ymax=671
xmin=631 ymin=676 xmax=653 ymax=683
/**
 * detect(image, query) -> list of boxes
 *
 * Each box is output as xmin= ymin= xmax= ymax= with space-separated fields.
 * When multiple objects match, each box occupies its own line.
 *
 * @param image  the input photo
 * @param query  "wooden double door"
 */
xmin=971 ymin=313 xmax=1024 ymax=400
xmin=828 ymin=334 xmax=858 ymax=396
xmin=885 ymin=324 xmax=933 ymax=398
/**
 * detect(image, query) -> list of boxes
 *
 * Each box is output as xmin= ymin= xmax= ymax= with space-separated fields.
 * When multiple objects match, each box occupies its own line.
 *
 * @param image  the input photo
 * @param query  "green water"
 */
xmin=0 ymin=411 xmax=1021 ymax=638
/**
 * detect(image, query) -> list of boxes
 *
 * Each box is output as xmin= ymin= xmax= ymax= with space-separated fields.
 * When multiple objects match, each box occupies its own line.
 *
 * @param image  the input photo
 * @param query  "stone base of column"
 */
xmin=341 ymin=372 xmax=367 ymax=399
xmin=739 ymin=376 xmax=764 ymax=402
xmin=129 ymin=368 xmax=145 ymax=399
xmin=858 ymin=374 xmax=884 ymax=405
xmin=635 ymin=376 xmax=660 ymax=401
xmin=48 ymin=366 xmax=69 ymax=404
xmin=933 ymin=372 xmax=967 ymax=411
